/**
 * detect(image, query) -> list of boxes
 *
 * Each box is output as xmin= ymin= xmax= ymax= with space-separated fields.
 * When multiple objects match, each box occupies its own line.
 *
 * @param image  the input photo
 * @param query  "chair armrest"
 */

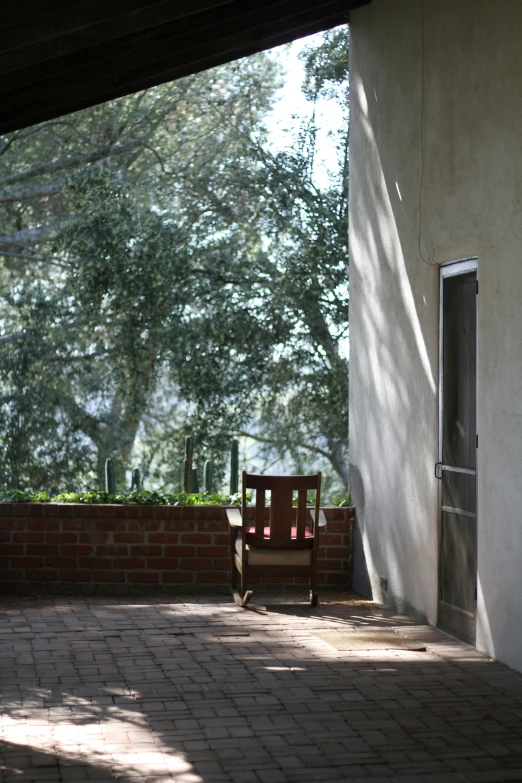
xmin=309 ymin=509 xmax=327 ymax=528
xmin=227 ymin=508 xmax=243 ymax=528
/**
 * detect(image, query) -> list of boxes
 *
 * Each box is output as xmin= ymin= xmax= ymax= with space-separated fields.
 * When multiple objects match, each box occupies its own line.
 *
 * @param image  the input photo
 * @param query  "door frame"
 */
xmin=437 ymin=257 xmax=478 ymax=636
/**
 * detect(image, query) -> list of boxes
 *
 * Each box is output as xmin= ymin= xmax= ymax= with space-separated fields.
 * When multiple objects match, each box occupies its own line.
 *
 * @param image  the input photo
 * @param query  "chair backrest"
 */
xmin=241 ymin=471 xmax=321 ymax=549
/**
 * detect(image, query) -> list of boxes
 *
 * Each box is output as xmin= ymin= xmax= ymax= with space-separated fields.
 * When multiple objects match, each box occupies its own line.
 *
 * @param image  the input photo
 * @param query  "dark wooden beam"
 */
xmin=0 ymin=0 xmax=369 ymax=134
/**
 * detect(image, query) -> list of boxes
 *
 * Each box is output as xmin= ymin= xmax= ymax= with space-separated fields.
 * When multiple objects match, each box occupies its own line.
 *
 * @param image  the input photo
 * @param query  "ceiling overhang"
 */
xmin=1 ymin=0 xmax=370 ymax=133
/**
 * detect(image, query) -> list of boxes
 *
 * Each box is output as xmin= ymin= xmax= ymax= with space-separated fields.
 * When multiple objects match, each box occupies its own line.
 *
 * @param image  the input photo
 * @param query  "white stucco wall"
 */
xmin=349 ymin=0 xmax=522 ymax=671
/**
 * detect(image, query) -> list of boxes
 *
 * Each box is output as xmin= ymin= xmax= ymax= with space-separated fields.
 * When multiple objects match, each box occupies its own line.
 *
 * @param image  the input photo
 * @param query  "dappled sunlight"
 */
xmin=350 ymin=64 xmax=439 ymax=620
xmin=1 ymin=595 xmax=522 ymax=780
xmin=2 ymin=705 xmax=195 ymax=781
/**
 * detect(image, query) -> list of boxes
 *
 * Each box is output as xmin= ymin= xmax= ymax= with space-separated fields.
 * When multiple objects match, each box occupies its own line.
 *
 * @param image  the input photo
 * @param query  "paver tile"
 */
xmin=1 ymin=591 xmax=522 ymax=782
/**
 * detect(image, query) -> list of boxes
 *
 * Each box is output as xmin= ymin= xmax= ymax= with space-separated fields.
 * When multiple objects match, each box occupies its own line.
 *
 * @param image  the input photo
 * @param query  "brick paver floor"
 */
xmin=1 ymin=591 xmax=522 ymax=783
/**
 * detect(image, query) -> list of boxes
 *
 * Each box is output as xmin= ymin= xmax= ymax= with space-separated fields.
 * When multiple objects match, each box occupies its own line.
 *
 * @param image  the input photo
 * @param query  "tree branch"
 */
xmin=0 ymin=179 xmax=65 ymax=203
xmin=1 ymin=141 xmax=142 ymax=187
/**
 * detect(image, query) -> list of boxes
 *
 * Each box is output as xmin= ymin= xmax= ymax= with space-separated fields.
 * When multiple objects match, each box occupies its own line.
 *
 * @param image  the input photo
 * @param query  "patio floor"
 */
xmin=1 ymin=591 xmax=522 ymax=783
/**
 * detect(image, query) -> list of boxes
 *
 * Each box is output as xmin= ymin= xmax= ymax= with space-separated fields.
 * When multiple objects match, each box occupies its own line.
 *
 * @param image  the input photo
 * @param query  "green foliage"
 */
xmin=332 ymin=490 xmax=351 ymax=507
xmin=0 ymin=488 xmax=245 ymax=505
xmin=0 ymin=29 xmax=349 ymax=497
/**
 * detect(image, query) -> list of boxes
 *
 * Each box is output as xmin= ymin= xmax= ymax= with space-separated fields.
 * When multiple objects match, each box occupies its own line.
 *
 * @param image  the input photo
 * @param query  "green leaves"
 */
xmin=0 ymin=29 xmax=350 ymax=497
xmin=0 ymin=487 xmax=244 ymax=506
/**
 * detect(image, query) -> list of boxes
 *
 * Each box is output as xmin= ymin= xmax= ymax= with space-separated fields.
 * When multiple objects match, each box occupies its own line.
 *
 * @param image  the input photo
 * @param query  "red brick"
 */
xmin=46 ymin=557 xmax=77 ymax=568
xmin=13 ymin=532 xmax=44 ymax=543
xmin=149 ymin=533 xmax=179 ymax=544
xmin=28 ymin=519 xmax=59 ymax=531
xmin=113 ymin=557 xmax=145 ymax=569
xmin=96 ymin=544 xmax=128 ymax=556
xmin=161 ymin=571 xmax=193 ymax=583
xmin=145 ymin=557 xmax=178 ymax=569
xmin=0 ymin=557 xmax=8 ymax=567
xmin=180 ymin=558 xmax=212 ymax=571
xmin=13 ymin=503 xmax=30 ymax=516
xmin=0 ymin=544 xmax=24 ymax=555
xmin=81 ymin=506 xmax=105 ymax=518
xmin=325 ymin=547 xmax=349 ymax=559
xmin=212 ymin=558 xmax=230 ymax=571
xmin=327 ymin=521 xmax=349 ymax=533
xmin=94 ymin=520 xmax=127 ymax=531
xmin=0 ymin=504 xmax=16 ymax=516
xmin=78 ymin=532 xmax=110 ymax=544
xmin=128 ymin=572 xmax=159 ymax=583
xmin=29 ymin=504 xmax=43 ymax=517
xmin=10 ymin=556 xmax=43 ymax=568
xmin=195 ymin=571 xmax=228 ymax=583
xmin=62 ymin=544 xmax=93 ymax=556
xmin=140 ymin=519 xmax=161 ymax=531
xmin=60 ymin=570 xmax=92 ymax=582
xmin=0 ymin=569 xmax=23 ymax=581
xmin=0 ymin=532 xmax=10 ymax=542
xmin=46 ymin=532 xmax=78 ymax=544
xmin=164 ymin=545 xmax=195 ymax=557
xmin=323 ymin=573 xmax=347 ymax=585
xmin=180 ymin=507 xmax=195 ymax=519
xmin=63 ymin=520 xmax=91 ymax=530
xmin=96 ymin=505 xmax=117 ymax=518
xmin=26 ymin=544 xmax=60 ymax=555
xmin=25 ymin=569 xmax=57 ymax=582
xmin=153 ymin=506 xmax=169 ymax=518
xmin=181 ymin=533 xmax=212 ymax=544
xmin=0 ymin=518 xmax=25 ymax=530
xmin=213 ymin=533 xmax=230 ymax=545
xmin=319 ymin=533 xmax=342 ymax=546
xmin=317 ymin=559 xmax=342 ymax=571
xmin=93 ymin=570 xmax=125 ymax=583
xmin=122 ymin=506 xmax=142 ymax=519
xmin=79 ymin=557 xmax=112 ymax=569
xmin=165 ymin=507 xmax=183 ymax=519
xmin=200 ymin=521 xmax=226 ymax=531
xmin=166 ymin=520 xmax=195 ymax=531
xmin=197 ymin=545 xmax=229 ymax=558
xmin=130 ymin=545 xmax=162 ymax=556
xmin=114 ymin=532 xmax=144 ymax=543
xmin=44 ymin=503 xmax=72 ymax=517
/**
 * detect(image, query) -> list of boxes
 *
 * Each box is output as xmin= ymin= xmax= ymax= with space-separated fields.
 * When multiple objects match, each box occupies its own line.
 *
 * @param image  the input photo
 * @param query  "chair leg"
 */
xmin=231 ymin=558 xmax=253 ymax=607
xmin=232 ymin=588 xmax=253 ymax=607
xmin=310 ymin=570 xmax=318 ymax=607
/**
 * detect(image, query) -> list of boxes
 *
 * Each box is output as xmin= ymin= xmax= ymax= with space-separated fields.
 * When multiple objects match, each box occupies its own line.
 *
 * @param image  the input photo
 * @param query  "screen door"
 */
xmin=437 ymin=259 xmax=477 ymax=644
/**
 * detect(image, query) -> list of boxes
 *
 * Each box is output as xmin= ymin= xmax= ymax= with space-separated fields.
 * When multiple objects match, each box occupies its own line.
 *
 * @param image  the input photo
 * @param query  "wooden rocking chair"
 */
xmin=227 ymin=470 xmax=325 ymax=607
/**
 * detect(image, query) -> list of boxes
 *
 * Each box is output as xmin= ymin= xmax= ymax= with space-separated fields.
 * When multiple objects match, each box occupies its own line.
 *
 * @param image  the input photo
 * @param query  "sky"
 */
xmin=265 ymin=33 xmax=347 ymax=189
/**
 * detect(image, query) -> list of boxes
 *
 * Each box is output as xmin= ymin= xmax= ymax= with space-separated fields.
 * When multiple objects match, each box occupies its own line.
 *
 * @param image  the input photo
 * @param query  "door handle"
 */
xmin=435 ymin=462 xmax=442 ymax=480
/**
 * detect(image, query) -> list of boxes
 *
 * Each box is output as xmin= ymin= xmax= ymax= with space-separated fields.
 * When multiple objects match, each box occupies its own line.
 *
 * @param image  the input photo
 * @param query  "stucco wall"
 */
xmin=349 ymin=0 xmax=522 ymax=670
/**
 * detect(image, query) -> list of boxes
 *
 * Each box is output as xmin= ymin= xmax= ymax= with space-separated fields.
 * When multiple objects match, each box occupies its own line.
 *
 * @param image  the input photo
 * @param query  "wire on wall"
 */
xmin=418 ymin=0 xmax=435 ymax=267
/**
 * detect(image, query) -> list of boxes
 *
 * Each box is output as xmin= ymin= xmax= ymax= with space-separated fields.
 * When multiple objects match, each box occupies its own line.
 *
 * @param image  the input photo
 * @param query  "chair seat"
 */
xmin=235 ymin=537 xmax=312 ymax=566
xmin=246 ymin=524 xmax=313 ymax=539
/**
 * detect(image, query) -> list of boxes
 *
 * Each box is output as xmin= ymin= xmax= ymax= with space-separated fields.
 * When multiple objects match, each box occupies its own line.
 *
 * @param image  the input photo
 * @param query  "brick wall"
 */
xmin=0 ymin=504 xmax=353 ymax=593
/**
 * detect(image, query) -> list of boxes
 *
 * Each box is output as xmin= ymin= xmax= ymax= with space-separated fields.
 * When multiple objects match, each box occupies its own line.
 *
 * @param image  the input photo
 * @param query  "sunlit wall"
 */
xmin=349 ymin=0 xmax=522 ymax=672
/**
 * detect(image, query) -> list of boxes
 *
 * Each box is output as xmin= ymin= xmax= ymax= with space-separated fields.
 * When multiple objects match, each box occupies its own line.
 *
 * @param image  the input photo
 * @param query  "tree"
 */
xmin=0 ymin=28 xmax=349 ymax=494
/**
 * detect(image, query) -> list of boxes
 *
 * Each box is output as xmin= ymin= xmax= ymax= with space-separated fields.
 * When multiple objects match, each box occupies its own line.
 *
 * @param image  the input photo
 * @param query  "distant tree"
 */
xmin=0 ymin=28 xmax=349 ymax=494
